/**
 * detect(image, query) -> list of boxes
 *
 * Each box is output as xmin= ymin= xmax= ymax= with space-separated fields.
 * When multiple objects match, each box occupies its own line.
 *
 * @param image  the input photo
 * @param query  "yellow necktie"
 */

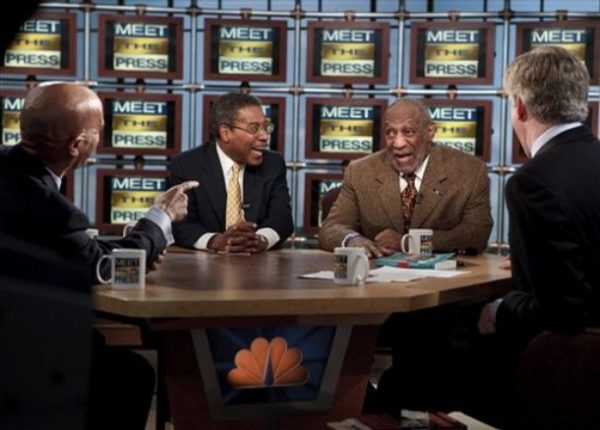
xmin=225 ymin=163 xmax=243 ymax=228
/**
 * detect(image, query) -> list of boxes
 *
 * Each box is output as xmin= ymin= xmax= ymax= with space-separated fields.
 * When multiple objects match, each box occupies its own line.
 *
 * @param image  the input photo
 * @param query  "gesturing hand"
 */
xmin=154 ymin=180 xmax=199 ymax=222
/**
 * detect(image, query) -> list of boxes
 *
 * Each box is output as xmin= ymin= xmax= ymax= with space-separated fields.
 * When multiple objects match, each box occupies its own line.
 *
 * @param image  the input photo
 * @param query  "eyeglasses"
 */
xmin=227 ymin=122 xmax=275 ymax=136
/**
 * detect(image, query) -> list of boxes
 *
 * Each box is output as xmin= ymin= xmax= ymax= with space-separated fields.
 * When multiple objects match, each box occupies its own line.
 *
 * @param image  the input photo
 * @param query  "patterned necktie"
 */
xmin=401 ymin=173 xmax=417 ymax=227
xmin=225 ymin=163 xmax=243 ymax=228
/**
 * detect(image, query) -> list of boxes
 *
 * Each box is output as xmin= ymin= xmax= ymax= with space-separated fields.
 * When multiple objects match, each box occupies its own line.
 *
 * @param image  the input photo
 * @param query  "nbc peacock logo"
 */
xmin=227 ymin=336 xmax=310 ymax=388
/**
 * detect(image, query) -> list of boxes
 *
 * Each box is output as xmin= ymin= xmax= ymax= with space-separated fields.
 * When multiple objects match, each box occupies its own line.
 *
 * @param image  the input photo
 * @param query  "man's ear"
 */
xmin=515 ymin=95 xmax=528 ymax=121
xmin=218 ymin=124 xmax=231 ymax=143
xmin=67 ymin=136 xmax=83 ymax=157
xmin=427 ymin=122 xmax=436 ymax=140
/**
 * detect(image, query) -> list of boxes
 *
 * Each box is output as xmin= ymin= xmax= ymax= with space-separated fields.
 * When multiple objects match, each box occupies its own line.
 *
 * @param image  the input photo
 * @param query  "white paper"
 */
xmin=299 ymin=270 xmax=335 ymax=280
xmin=299 ymin=266 xmax=467 ymax=283
xmin=367 ymin=266 xmax=423 ymax=282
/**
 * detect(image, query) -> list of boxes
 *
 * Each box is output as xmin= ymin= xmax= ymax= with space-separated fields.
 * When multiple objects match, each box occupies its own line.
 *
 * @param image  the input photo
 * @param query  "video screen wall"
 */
xmin=1 ymin=2 xmax=598 ymax=244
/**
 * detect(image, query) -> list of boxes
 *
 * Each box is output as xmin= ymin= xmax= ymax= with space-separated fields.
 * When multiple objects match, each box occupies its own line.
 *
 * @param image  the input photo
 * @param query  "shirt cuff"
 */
xmin=145 ymin=206 xmax=174 ymax=245
xmin=342 ymin=232 xmax=360 ymax=247
xmin=256 ymin=227 xmax=280 ymax=250
xmin=194 ymin=233 xmax=217 ymax=251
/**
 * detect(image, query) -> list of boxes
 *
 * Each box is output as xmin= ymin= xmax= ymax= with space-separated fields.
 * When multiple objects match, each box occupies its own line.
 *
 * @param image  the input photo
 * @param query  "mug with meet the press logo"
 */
xmin=401 ymin=228 xmax=433 ymax=256
xmin=333 ymin=247 xmax=370 ymax=286
xmin=96 ymin=248 xmax=146 ymax=289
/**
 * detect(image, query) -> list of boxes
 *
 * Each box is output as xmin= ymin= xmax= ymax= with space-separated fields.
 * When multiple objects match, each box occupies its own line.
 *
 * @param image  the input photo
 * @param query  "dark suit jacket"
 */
xmin=0 ymin=145 xmax=167 ymax=284
xmin=319 ymin=146 xmax=493 ymax=252
xmin=498 ymin=126 xmax=600 ymax=340
xmin=168 ymin=143 xmax=294 ymax=248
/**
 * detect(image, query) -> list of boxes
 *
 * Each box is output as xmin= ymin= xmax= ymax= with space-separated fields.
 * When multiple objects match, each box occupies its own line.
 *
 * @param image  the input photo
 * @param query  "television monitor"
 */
xmin=305 ymin=98 xmax=387 ymax=160
xmin=512 ymin=102 xmax=598 ymax=164
xmin=421 ymin=99 xmax=493 ymax=161
xmin=516 ymin=20 xmax=599 ymax=84
xmin=202 ymin=94 xmax=286 ymax=155
xmin=204 ymin=18 xmax=287 ymax=82
xmin=191 ymin=324 xmax=351 ymax=420
xmin=303 ymin=173 xmax=344 ymax=235
xmin=0 ymin=88 xmax=26 ymax=146
xmin=98 ymin=14 xmax=183 ymax=80
xmin=410 ymin=22 xmax=495 ymax=85
xmin=98 ymin=92 xmax=182 ymax=156
xmin=0 ymin=12 xmax=77 ymax=76
xmin=306 ymin=21 xmax=390 ymax=85
xmin=95 ymin=169 xmax=168 ymax=234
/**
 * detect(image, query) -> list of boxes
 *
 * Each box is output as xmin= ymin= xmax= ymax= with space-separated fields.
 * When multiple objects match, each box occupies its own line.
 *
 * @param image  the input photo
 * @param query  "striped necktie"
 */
xmin=401 ymin=173 xmax=417 ymax=228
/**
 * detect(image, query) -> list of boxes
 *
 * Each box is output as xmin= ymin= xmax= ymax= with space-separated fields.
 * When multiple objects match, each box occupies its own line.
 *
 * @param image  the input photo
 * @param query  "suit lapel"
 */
xmin=376 ymin=154 xmax=405 ymax=233
xmin=41 ymin=171 xmax=58 ymax=190
xmin=411 ymin=146 xmax=447 ymax=228
xmin=198 ymin=144 xmax=227 ymax=229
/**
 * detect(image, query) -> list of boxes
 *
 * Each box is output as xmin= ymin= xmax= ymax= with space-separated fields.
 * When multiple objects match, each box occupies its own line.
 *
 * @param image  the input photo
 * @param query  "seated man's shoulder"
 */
xmin=260 ymin=149 xmax=287 ymax=166
xmin=172 ymin=144 xmax=206 ymax=162
xmin=347 ymin=150 xmax=386 ymax=171
xmin=436 ymin=144 xmax=486 ymax=167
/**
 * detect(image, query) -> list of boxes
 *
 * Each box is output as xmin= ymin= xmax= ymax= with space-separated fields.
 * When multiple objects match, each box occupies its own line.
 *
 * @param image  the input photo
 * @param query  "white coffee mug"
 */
xmin=96 ymin=248 xmax=146 ymax=289
xmin=333 ymin=247 xmax=370 ymax=286
xmin=401 ymin=228 xmax=433 ymax=256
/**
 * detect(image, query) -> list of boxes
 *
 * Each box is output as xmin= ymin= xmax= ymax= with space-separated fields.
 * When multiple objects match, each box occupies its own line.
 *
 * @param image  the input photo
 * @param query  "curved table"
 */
xmin=95 ymin=249 xmax=511 ymax=430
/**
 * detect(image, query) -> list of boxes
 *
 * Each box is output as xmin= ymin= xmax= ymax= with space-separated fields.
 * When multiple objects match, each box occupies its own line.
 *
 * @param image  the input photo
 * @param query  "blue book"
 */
xmin=376 ymin=252 xmax=455 ymax=269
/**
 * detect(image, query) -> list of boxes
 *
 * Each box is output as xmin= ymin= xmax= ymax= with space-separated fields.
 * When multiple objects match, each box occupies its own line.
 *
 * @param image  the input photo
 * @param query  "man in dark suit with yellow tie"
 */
xmin=169 ymin=92 xmax=294 ymax=253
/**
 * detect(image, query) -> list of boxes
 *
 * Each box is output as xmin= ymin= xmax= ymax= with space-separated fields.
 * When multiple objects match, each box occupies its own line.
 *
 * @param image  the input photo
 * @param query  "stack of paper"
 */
xmin=299 ymin=266 xmax=465 ymax=284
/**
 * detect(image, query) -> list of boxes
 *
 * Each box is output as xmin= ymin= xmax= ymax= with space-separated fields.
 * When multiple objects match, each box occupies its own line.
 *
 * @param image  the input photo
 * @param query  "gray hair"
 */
xmin=209 ymin=92 xmax=262 ymax=141
xmin=385 ymin=98 xmax=432 ymax=126
xmin=503 ymin=45 xmax=589 ymax=123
